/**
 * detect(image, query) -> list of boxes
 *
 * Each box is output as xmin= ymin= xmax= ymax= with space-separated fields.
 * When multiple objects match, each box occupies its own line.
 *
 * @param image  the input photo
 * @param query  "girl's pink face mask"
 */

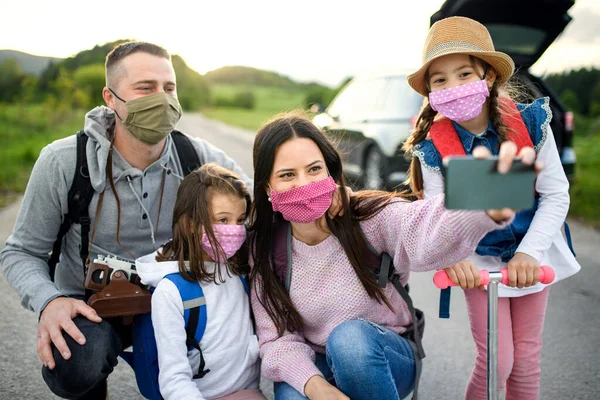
xmin=269 ymin=176 xmax=337 ymax=223
xmin=429 ymin=79 xmax=490 ymax=122
xmin=201 ymin=224 xmax=246 ymax=262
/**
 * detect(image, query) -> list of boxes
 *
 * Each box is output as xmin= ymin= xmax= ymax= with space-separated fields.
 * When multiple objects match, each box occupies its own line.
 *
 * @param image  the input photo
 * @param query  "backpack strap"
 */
xmin=165 ymin=273 xmax=210 ymax=379
xmin=439 ymin=287 xmax=451 ymax=319
xmin=48 ymin=130 xmax=95 ymax=286
xmin=240 ymin=275 xmax=250 ymax=295
xmin=171 ymin=130 xmax=202 ymax=176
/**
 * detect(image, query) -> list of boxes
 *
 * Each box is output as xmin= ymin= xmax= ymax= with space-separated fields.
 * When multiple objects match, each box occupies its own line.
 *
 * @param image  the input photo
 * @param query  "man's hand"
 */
xmin=305 ymin=375 xmax=350 ymax=400
xmin=506 ymin=252 xmax=540 ymax=288
xmin=37 ymin=297 xmax=102 ymax=369
xmin=328 ymin=186 xmax=353 ymax=219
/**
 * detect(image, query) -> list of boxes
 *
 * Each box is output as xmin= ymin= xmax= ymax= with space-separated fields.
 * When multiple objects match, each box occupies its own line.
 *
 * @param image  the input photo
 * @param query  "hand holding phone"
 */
xmin=445 ymin=156 xmax=535 ymax=210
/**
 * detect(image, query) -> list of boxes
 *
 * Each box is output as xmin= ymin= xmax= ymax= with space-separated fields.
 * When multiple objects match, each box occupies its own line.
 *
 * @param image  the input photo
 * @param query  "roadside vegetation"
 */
xmin=0 ymin=43 xmax=598 ymax=227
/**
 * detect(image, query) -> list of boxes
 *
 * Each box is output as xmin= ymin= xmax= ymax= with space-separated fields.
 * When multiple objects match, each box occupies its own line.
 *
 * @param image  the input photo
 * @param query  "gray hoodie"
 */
xmin=0 ymin=106 xmax=252 ymax=317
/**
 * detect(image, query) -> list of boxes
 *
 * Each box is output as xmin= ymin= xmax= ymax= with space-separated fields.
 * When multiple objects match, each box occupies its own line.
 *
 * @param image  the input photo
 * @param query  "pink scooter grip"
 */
xmin=433 ymin=265 xmax=555 ymax=289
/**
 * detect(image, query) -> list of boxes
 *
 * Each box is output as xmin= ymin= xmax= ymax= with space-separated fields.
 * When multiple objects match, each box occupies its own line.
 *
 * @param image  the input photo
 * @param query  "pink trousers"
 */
xmin=215 ymin=389 xmax=267 ymax=400
xmin=463 ymin=286 xmax=550 ymax=400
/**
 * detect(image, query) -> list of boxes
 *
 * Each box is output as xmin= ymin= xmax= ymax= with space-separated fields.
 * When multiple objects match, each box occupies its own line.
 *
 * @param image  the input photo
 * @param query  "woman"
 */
xmin=248 ymin=113 xmax=533 ymax=400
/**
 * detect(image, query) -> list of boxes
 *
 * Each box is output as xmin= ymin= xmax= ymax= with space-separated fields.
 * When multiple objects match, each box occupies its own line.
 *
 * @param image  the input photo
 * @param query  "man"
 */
xmin=0 ymin=41 xmax=252 ymax=399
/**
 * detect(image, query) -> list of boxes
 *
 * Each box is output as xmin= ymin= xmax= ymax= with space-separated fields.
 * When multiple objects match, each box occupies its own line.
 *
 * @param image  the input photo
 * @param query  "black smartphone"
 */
xmin=445 ymin=157 xmax=535 ymax=210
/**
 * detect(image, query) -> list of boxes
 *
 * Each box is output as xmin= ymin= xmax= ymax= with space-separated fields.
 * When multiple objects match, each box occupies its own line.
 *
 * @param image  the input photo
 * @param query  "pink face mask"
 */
xmin=429 ymin=79 xmax=490 ymax=122
xmin=201 ymin=224 xmax=246 ymax=262
xmin=269 ymin=176 xmax=337 ymax=223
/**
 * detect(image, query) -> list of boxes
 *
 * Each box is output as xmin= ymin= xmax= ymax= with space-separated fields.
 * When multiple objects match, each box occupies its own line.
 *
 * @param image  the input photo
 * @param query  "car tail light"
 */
xmin=410 ymin=115 xmax=418 ymax=128
xmin=564 ymin=111 xmax=574 ymax=132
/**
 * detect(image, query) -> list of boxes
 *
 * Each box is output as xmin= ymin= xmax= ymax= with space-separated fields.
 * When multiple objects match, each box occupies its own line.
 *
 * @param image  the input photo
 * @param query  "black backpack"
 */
xmin=47 ymin=130 xmax=202 ymax=282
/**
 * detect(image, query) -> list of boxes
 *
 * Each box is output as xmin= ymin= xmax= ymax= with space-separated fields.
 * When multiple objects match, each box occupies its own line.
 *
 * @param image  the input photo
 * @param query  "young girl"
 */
xmin=404 ymin=16 xmax=581 ymax=400
xmin=136 ymin=163 xmax=265 ymax=400
xmin=248 ymin=113 xmax=531 ymax=400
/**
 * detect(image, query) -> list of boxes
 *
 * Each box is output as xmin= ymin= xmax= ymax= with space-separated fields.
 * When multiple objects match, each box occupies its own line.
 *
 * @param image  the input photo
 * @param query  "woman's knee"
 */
xmin=326 ymin=320 xmax=378 ymax=362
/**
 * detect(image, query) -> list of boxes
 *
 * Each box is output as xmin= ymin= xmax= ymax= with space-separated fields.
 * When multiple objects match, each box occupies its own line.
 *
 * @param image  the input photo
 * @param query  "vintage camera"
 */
xmin=84 ymin=254 xmax=141 ymax=291
xmin=84 ymin=255 xmax=151 ymax=318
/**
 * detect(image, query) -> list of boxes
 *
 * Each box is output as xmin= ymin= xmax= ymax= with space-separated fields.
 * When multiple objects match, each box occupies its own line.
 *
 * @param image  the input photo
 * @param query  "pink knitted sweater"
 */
xmin=250 ymin=194 xmax=509 ymax=395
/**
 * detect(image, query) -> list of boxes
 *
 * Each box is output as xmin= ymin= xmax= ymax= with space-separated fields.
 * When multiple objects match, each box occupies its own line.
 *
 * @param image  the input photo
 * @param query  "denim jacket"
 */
xmin=413 ymin=98 xmax=550 ymax=262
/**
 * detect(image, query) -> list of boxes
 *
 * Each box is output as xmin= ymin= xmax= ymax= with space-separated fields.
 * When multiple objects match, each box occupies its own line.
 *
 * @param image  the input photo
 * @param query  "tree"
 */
xmin=0 ymin=59 xmax=26 ymax=102
xmin=560 ymin=89 xmax=581 ymax=114
xmin=172 ymin=55 xmax=211 ymax=110
xmin=590 ymin=81 xmax=600 ymax=118
xmin=73 ymin=64 xmax=106 ymax=108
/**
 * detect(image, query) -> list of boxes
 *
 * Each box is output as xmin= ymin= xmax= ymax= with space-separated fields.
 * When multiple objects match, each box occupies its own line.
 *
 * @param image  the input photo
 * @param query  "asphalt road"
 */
xmin=1 ymin=113 xmax=598 ymax=399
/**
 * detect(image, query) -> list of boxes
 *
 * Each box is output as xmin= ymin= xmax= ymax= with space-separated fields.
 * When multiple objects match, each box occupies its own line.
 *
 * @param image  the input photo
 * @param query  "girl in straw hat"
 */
xmin=404 ymin=16 xmax=580 ymax=400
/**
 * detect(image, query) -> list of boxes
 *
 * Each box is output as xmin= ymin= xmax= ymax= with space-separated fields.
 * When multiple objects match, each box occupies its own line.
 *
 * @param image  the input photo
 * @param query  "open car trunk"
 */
xmin=431 ymin=0 xmax=575 ymax=69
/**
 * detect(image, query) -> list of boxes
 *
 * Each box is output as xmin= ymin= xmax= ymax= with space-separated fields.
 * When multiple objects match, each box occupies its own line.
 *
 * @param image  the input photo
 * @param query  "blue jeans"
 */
xmin=274 ymin=319 xmax=416 ymax=400
xmin=41 ymin=315 xmax=131 ymax=399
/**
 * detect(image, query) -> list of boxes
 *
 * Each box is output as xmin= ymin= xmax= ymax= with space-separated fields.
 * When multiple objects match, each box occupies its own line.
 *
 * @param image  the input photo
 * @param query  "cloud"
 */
xmin=560 ymin=6 xmax=600 ymax=44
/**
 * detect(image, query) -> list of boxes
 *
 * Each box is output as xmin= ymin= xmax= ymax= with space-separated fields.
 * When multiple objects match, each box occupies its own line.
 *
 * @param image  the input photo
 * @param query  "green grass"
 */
xmin=569 ymin=131 xmax=600 ymax=227
xmin=203 ymin=84 xmax=309 ymax=131
xmin=0 ymin=103 xmax=81 ymax=206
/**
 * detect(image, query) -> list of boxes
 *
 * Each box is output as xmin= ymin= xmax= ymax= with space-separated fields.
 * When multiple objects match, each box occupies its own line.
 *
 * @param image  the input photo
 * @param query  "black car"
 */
xmin=314 ymin=0 xmax=576 ymax=189
xmin=313 ymin=71 xmax=423 ymax=190
xmin=431 ymin=0 xmax=576 ymax=180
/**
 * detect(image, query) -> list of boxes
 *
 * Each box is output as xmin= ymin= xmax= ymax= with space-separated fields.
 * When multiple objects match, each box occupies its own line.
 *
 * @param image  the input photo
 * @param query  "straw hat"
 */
xmin=407 ymin=16 xmax=515 ymax=96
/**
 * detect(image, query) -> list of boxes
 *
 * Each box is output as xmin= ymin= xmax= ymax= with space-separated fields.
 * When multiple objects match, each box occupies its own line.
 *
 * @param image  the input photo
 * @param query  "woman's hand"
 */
xmin=473 ymin=141 xmax=542 ymax=223
xmin=305 ymin=375 xmax=350 ymax=400
xmin=506 ymin=252 xmax=540 ymax=288
xmin=443 ymin=260 xmax=482 ymax=289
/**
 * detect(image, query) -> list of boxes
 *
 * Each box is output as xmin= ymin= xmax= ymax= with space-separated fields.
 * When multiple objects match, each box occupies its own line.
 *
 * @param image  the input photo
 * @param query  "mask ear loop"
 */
xmin=108 ymin=88 xmax=127 ymax=122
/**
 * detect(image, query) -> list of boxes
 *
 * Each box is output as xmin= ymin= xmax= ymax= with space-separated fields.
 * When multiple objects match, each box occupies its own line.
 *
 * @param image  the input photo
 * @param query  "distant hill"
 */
xmin=205 ymin=65 xmax=330 ymax=91
xmin=0 ymin=50 xmax=62 ymax=76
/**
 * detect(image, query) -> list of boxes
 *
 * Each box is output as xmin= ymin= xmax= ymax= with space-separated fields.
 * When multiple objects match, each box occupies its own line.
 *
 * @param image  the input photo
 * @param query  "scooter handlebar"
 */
xmin=433 ymin=265 xmax=555 ymax=289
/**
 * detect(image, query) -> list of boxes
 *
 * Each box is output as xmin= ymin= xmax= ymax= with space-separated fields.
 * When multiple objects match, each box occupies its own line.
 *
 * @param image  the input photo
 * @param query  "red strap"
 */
xmin=429 ymin=98 xmax=534 ymax=160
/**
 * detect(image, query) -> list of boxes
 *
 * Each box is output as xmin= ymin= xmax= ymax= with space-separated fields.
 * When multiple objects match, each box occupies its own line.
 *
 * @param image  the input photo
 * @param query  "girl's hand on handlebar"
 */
xmin=506 ymin=252 xmax=540 ymax=288
xmin=443 ymin=260 xmax=482 ymax=289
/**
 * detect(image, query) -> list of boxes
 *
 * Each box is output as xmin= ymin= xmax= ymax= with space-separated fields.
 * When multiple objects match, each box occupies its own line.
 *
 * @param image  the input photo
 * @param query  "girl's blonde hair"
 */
xmin=156 ymin=162 xmax=251 ymax=283
xmin=402 ymin=56 xmax=527 ymax=197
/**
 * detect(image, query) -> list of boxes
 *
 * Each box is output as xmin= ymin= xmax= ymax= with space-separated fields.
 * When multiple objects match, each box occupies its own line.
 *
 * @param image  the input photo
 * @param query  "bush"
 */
xmin=233 ymin=91 xmax=256 ymax=109
xmin=213 ymin=91 xmax=256 ymax=109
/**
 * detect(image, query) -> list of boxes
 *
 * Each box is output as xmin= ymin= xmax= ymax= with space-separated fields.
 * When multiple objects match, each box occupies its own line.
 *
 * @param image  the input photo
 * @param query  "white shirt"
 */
xmin=421 ymin=125 xmax=581 ymax=297
xmin=136 ymin=253 xmax=261 ymax=399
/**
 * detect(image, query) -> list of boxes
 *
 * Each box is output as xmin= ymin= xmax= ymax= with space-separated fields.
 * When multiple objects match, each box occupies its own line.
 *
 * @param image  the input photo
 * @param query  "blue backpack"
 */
xmin=121 ymin=273 xmax=250 ymax=400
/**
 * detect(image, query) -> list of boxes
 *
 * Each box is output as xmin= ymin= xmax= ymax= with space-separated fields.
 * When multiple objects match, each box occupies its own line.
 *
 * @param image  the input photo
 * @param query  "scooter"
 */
xmin=433 ymin=266 xmax=555 ymax=400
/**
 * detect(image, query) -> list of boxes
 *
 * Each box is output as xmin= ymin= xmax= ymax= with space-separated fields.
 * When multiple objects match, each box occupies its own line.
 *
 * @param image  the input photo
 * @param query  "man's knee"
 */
xmin=42 ymin=316 xmax=121 ymax=397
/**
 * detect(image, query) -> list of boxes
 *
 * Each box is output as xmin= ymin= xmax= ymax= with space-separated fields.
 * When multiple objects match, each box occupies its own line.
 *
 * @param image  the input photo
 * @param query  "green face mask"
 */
xmin=109 ymin=89 xmax=183 ymax=145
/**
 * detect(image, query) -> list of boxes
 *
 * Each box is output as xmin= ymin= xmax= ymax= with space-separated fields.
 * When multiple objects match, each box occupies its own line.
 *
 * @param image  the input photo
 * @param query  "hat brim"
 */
xmin=407 ymin=51 xmax=515 ymax=97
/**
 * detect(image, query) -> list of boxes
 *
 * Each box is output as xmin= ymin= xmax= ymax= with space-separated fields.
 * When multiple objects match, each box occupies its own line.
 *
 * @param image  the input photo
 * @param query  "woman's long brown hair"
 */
xmin=156 ymin=162 xmax=251 ymax=283
xmin=402 ymin=56 xmax=516 ymax=196
xmin=249 ymin=112 xmax=413 ymax=336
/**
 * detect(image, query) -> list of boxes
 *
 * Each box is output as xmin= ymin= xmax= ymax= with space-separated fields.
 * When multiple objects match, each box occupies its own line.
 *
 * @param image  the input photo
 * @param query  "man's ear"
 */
xmin=102 ymin=87 xmax=116 ymax=109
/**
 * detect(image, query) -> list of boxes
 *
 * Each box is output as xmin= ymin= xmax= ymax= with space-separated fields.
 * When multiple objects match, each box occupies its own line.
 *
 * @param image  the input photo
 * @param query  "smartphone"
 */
xmin=445 ymin=157 xmax=535 ymax=210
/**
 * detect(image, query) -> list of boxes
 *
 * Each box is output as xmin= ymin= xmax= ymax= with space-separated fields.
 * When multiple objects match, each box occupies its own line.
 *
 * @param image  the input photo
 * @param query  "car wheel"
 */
xmin=363 ymin=145 xmax=385 ymax=190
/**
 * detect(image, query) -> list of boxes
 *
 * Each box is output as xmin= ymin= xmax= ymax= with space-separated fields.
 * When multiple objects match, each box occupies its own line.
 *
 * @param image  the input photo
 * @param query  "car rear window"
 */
xmin=486 ymin=24 xmax=547 ymax=57
xmin=379 ymin=77 xmax=423 ymax=119
xmin=327 ymin=75 xmax=422 ymax=122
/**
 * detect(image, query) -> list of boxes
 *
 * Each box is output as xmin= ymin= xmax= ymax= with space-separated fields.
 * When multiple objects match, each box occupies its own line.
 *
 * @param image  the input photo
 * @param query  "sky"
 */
xmin=1 ymin=0 xmax=599 ymax=87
